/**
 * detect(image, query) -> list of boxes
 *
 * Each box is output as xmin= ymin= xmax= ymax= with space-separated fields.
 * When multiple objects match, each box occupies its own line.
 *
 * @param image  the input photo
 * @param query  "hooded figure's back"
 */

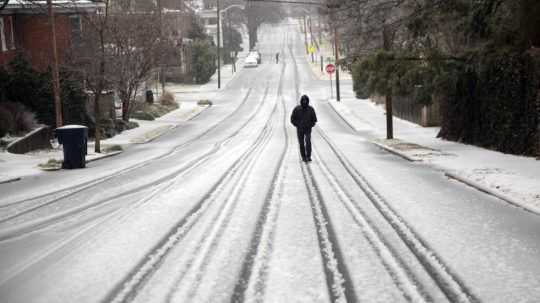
xmin=291 ymin=95 xmax=317 ymax=130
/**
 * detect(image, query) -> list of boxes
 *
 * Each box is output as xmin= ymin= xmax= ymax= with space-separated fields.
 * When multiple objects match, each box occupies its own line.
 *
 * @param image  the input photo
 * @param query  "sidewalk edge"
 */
xmin=0 ymin=177 xmax=22 ymax=185
xmin=326 ymin=99 xmax=360 ymax=133
xmin=371 ymin=141 xmax=418 ymax=162
xmin=445 ymin=171 xmax=540 ymax=216
xmin=327 ymin=99 xmax=418 ymax=162
xmin=86 ymin=150 xmax=123 ymax=164
xmin=131 ymin=104 xmax=211 ymax=145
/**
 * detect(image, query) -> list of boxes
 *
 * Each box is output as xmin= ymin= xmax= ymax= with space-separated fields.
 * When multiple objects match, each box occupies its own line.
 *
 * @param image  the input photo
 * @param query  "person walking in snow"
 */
xmin=291 ymin=95 xmax=317 ymax=162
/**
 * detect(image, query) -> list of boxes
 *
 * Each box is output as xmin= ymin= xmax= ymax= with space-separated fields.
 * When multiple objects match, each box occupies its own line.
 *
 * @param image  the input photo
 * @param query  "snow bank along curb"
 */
xmin=129 ymin=105 xmax=210 ymax=144
xmin=445 ymin=171 xmax=540 ymax=215
xmin=328 ymin=98 xmax=540 ymax=216
xmin=327 ymin=99 xmax=364 ymax=133
xmin=371 ymin=141 xmax=418 ymax=162
xmin=327 ymin=99 xmax=416 ymax=162
xmin=86 ymin=150 xmax=123 ymax=163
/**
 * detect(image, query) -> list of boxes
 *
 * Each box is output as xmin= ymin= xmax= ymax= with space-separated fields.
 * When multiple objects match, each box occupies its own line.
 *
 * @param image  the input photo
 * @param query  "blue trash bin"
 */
xmin=55 ymin=125 xmax=88 ymax=169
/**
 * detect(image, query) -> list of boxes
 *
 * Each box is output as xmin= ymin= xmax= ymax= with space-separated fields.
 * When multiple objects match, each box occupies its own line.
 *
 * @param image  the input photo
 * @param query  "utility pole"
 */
xmin=334 ymin=25 xmax=340 ymax=102
xmin=303 ymin=14 xmax=308 ymax=54
xmin=47 ymin=0 xmax=62 ymax=128
xmin=217 ymin=0 xmax=221 ymax=89
xmin=157 ymin=0 xmax=165 ymax=97
xmin=228 ymin=10 xmax=234 ymax=74
xmin=318 ymin=15 xmax=322 ymax=46
xmin=383 ymin=24 xmax=394 ymax=139
xmin=327 ymin=2 xmax=341 ymax=102
xmin=308 ymin=16 xmax=315 ymax=63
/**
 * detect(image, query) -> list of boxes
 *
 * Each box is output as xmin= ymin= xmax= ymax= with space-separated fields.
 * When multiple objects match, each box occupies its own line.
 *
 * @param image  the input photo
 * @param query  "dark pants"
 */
xmin=296 ymin=128 xmax=312 ymax=159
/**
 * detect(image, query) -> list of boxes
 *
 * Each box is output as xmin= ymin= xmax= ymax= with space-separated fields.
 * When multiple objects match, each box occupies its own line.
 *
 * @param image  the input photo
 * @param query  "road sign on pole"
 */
xmin=326 ymin=63 xmax=335 ymax=74
xmin=326 ymin=64 xmax=335 ymax=99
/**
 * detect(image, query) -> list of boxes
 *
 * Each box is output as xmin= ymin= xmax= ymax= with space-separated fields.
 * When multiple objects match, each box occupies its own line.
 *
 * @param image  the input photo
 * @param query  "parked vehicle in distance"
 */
xmin=244 ymin=56 xmax=258 ymax=68
xmin=249 ymin=51 xmax=261 ymax=64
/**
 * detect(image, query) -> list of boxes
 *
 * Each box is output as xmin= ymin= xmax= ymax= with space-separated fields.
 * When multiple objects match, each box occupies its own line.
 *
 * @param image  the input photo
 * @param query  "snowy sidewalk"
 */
xmin=328 ymin=94 xmax=540 ymax=215
xmin=0 ymin=101 xmax=209 ymax=183
xmin=302 ymin=36 xmax=540 ymax=214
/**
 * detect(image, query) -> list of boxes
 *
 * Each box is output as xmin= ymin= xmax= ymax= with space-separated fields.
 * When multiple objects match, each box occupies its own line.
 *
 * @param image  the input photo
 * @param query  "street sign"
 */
xmin=326 ymin=64 xmax=335 ymax=74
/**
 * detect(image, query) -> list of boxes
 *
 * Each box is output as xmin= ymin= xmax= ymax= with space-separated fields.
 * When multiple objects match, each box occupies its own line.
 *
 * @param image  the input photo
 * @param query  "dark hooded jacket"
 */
xmin=291 ymin=96 xmax=317 ymax=130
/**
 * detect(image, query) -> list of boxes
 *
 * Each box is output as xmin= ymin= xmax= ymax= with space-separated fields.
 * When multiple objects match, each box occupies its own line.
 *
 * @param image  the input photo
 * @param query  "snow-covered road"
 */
xmin=1 ymin=23 xmax=540 ymax=303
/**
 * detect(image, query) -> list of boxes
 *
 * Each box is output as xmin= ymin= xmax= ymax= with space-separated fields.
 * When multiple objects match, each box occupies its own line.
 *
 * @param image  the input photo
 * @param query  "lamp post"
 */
xmin=216 ymin=2 xmax=244 ymax=89
xmin=217 ymin=0 xmax=221 ymax=89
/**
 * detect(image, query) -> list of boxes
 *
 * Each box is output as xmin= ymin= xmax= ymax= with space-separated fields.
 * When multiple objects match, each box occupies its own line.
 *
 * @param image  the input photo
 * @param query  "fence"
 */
xmin=371 ymin=94 xmax=441 ymax=127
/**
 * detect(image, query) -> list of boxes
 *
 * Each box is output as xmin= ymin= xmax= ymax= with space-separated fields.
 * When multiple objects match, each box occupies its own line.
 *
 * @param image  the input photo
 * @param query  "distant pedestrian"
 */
xmin=291 ymin=95 xmax=317 ymax=162
xmin=275 ymin=52 xmax=279 ymax=64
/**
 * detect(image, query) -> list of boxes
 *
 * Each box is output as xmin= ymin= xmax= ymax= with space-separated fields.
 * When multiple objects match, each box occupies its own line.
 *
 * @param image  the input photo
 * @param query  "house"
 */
xmin=0 ymin=0 xmax=102 ymax=70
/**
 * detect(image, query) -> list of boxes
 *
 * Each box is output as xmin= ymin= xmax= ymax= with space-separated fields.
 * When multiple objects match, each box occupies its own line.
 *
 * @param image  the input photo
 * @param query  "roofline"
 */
xmin=0 ymin=1 xmax=104 ymax=15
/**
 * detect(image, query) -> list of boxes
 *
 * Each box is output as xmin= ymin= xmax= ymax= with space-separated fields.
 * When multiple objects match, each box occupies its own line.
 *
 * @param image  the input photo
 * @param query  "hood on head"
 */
xmin=300 ymin=95 xmax=309 ymax=108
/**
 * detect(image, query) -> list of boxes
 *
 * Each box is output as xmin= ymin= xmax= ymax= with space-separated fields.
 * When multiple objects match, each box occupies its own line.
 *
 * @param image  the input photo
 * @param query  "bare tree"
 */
xmin=107 ymin=12 xmax=163 ymax=121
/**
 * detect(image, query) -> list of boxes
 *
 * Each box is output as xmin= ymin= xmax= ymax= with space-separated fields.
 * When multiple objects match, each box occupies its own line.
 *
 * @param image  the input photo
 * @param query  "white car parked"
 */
xmin=244 ymin=56 xmax=258 ymax=68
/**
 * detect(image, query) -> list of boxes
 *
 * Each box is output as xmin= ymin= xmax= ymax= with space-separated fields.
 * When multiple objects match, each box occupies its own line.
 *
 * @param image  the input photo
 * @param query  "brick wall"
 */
xmin=0 ymin=14 xmax=72 ymax=70
xmin=16 ymin=15 xmax=71 ymax=71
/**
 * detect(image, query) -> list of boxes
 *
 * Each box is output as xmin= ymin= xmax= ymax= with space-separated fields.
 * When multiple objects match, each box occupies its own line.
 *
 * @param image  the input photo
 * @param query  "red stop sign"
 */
xmin=326 ymin=64 xmax=335 ymax=74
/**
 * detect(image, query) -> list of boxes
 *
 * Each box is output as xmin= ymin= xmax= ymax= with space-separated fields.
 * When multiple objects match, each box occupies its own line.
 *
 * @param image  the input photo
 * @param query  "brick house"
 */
xmin=0 ymin=0 xmax=102 ymax=70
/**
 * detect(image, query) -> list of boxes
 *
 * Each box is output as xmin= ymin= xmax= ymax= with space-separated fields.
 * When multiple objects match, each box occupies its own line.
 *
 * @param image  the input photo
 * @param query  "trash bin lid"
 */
xmin=56 ymin=125 xmax=88 ymax=130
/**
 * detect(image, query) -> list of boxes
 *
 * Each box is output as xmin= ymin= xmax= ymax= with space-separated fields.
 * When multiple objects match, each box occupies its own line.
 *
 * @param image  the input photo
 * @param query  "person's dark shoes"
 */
xmin=302 ymin=157 xmax=308 ymax=162
xmin=307 ymin=157 xmax=312 ymax=162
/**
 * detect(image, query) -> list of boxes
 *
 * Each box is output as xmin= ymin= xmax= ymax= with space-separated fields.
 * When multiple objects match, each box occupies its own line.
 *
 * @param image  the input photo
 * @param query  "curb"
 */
xmin=371 ymin=141 xmax=418 ymax=162
xmin=130 ymin=105 xmax=211 ymax=145
xmin=326 ymin=94 xmax=540 ymax=216
xmin=0 ymin=177 xmax=21 ymax=185
xmin=445 ymin=171 xmax=540 ymax=216
xmin=327 ymin=99 xmax=418 ymax=162
xmin=326 ymin=99 xmax=360 ymax=133
xmin=181 ymin=104 xmax=211 ymax=124
xmin=86 ymin=150 xmax=123 ymax=164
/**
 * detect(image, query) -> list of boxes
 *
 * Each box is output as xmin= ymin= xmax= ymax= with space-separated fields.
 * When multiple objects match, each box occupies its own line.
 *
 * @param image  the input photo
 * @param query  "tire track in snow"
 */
xmin=316 ymin=128 xmax=480 ymax=303
xmin=0 ymin=78 xmax=261 ymax=211
xmin=0 ymin=87 xmax=272 ymax=241
xmin=289 ymin=29 xmax=357 ymax=303
xmin=105 ymin=85 xmax=279 ymax=303
xmin=301 ymin=162 xmax=359 ymax=303
xmin=312 ymin=148 xmax=432 ymax=303
xmin=230 ymin=33 xmax=291 ymax=302
xmin=164 ymin=95 xmax=279 ymax=302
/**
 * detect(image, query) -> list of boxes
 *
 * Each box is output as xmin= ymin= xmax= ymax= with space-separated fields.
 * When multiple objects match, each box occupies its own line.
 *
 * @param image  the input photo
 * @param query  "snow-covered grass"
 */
xmin=328 ymin=96 xmax=540 ymax=214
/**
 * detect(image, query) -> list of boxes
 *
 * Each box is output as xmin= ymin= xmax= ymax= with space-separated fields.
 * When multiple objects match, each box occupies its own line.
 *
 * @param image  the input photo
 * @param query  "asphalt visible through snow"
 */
xmin=1 ymin=23 xmax=540 ymax=303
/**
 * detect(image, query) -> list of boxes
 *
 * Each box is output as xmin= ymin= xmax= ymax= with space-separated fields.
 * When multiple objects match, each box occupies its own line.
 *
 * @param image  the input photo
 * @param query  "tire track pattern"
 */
xmin=316 ymin=128 xmax=480 ymax=303
xmin=230 ymin=36 xmax=290 ymax=302
xmin=301 ymin=162 xmax=359 ymax=303
xmin=106 ymin=102 xmax=277 ymax=303
xmin=313 ymin=148 xmax=431 ymax=303
xmin=0 ymin=88 xmax=271 ymax=241
xmin=0 ymin=83 xmax=258 ymax=211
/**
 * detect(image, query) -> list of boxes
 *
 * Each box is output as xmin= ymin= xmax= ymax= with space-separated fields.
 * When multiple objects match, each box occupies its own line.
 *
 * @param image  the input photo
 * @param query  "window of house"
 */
xmin=70 ymin=15 xmax=82 ymax=46
xmin=1 ymin=16 xmax=16 ymax=52
xmin=0 ymin=17 xmax=6 ymax=52
xmin=5 ymin=16 xmax=15 ymax=50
